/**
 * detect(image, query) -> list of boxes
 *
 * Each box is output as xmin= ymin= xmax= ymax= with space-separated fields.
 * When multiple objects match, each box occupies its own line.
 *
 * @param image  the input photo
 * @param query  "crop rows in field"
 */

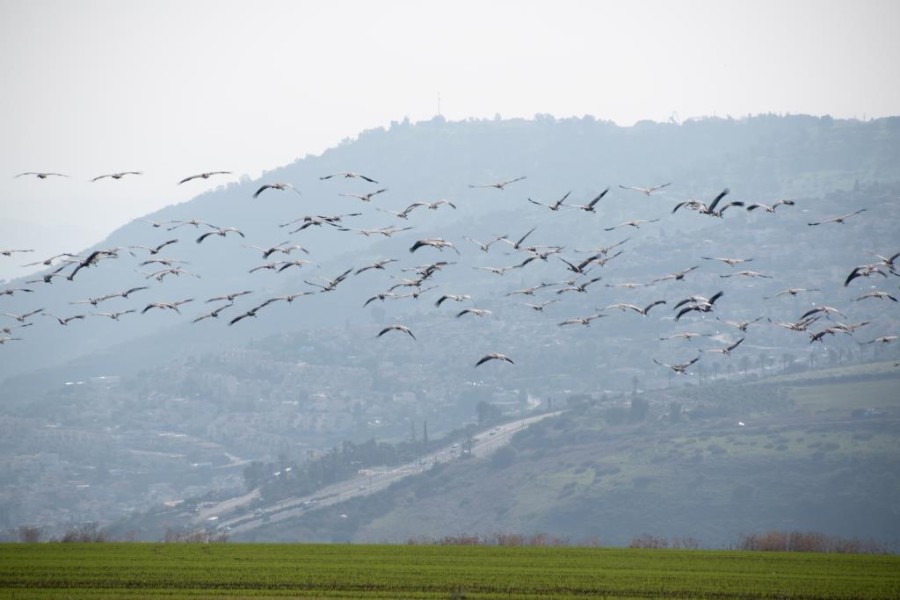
xmin=2 ymin=543 xmax=899 ymax=599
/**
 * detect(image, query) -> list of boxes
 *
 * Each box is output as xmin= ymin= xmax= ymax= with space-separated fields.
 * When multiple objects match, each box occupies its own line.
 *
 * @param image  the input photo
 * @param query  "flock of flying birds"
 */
xmin=3 ymin=168 xmax=899 ymax=376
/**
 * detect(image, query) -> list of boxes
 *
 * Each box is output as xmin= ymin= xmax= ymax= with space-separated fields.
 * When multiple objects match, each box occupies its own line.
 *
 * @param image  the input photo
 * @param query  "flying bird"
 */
xmin=555 ymin=276 xmax=603 ymax=294
xmin=16 ymin=172 xmax=68 ymax=179
xmin=701 ymin=256 xmax=754 ymax=267
xmin=701 ymin=337 xmax=745 ymax=355
xmin=435 ymin=294 xmax=471 ymax=307
xmin=166 ymin=219 xmax=218 ymax=231
xmin=674 ymin=291 xmax=725 ymax=310
xmin=576 ymin=238 xmax=630 ymax=256
xmin=808 ymin=208 xmax=867 ymax=226
xmin=809 ymin=327 xmax=843 ymax=344
xmin=651 ymin=266 xmax=699 ymax=284
xmin=674 ymin=291 xmax=725 ymax=320
xmin=276 ymin=260 xmax=311 ymax=273
xmin=389 ymin=278 xmax=428 ymax=292
xmin=746 ymin=199 xmax=795 ymax=212
xmin=355 ymin=258 xmax=398 ymax=275
xmin=206 ymin=290 xmax=253 ymax=303
xmin=719 ymin=270 xmax=772 ymax=279
xmin=500 ymin=226 xmax=538 ymax=251
xmin=128 ymin=239 xmax=179 ymax=255
xmin=462 ymin=234 xmax=507 ymax=252
xmin=578 ymin=250 xmax=623 ymax=269
xmin=142 ymin=267 xmax=199 ymax=281
xmin=342 ymin=224 xmax=412 ymax=237
xmin=42 ymin=313 xmax=86 ymax=326
xmin=3 ymin=308 xmax=44 ymax=323
xmin=320 ymin=172 xmax=378 ymax=183
xmin=523 ymin=299 xmax=560 ymax=311
xmin=0 ymin=287 xmax=33 ymax=297
xmin=474 ymin=262 xmax=523 ymax=276
xmin=286 ymin=212 xmax=362 ymax=232
xmin=196 ymin=227 xmax=245 ymax=244
xmin=409 ymin=238 xmax=459 ymax=254
xmin=604 ymin=218 xmax=659 ymax=231
xmin=860 ymin=336 xmax=898 ymax=345
xmin=716 ymin=316 xmax=763 ymax=332
xmin=764 ymin=287 xmax=820 ymax=299
xmin=505 ymin=286 xmax=541 ymax=297
xmin=457 ymin=308 xmax=492 ymax=318
xmin=606 ymin=282 xmax=646 ymax=289
xmin=1 ymin=323 xmax=32 ymax=335
xmin=527 ymin=191 xmax=570 ymax=211
xmin=403 ymin=261 xmax=454 ymax=279
xmin=870 ymin=251 xmax=900 ymax=273
xmin=21 ymin=252 xmax=76 ymax=267
xmin=799 ymin=306 xmax=845 ymax=321
xmin=141 ymin=299 xmax=194 ymax=315
xmin=469 ymin=176 xmax=527 ymax=190
xmin=659 ymin=331 xmax=712 ymax=341
xmin=568 ymin=187 xmax=610 ymax=212
xmin=424 ymin=199 xmax=457 ymax=210
xmin=244 ymin=241 xmax=308 ymax=259
xmin=619 ymin=183 xmax=671 ymax=196
xmin=844 ymin=264 xmax=889 ymax=287
xmin=559 ymin=255 xmax=600 ymax=275
xmin=377 ymin=324 xmax=416 ymax=340
xmin=363 ymin=292 xmax=399 ymax=307
xmin=829 ymin=320 xmax=870 ymax=334
xmin=178 ymin=171 xmax=232 ymax=184
xmin=603 ymin=300 xmax=667 ymax=316
xmin=140 ymin=218 xmax=180 ymax=229
xmin=91 ymin=171 xmax=142 ymax=182
xmin=768 ymin=316 xmax=822 ymax=332
xmin=192 ymin=304 xmax=234 ymax=323
xmin=1 ymin=249 xmax=34 ymax=257
xmin=394 ymin=286 xmax=438 ymax=301
xmin=66 ymin=248 xmax=121 ymax=280
xmin=475 ymin=353 xmax=514 ymax=367
xmin=376 ymin=206 xmax=418 ymax=220
xmin=229 ymin=308 xmax=259 ymax=326
xmin=251 ymin=292 xmax=315 ymax=311
xmin=253 ymin=182 xmax=301 ymax=198
xmin=339 ymin=188 xmax=388 ymax=202
xmin=653 ymin=356 xmax=700 ymax=374
xmin=250 ymin=261 xmax=289 ymax=275
xmin=558 ymin=313 xmax=605 ymax=327
xmin=855 ymin=290 xmax=898 ymax=302
xmin=92 ymin=310 xmax=137 ymax=321
xmin=672 ymin=188 xmax=743 ymax=217
xmin=304 ymin=268 xmax=354 ymax=293
xmin=70 ymin=294 xmax=112 ymax=307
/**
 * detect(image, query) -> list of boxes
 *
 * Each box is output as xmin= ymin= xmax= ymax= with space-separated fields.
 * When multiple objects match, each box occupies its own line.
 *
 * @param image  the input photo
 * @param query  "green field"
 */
xmin=2 ymin=543 xmax=898 ymax=599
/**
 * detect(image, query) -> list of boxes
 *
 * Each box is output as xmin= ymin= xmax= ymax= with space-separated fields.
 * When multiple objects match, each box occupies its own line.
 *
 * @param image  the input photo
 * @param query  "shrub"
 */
xmin=736 ymin=530 xmax=885 ymax=553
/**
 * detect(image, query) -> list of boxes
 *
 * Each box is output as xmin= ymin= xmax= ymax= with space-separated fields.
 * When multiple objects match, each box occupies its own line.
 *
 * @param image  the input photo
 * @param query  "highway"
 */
xmin=197 ymin=411 xmax=561 ymax=536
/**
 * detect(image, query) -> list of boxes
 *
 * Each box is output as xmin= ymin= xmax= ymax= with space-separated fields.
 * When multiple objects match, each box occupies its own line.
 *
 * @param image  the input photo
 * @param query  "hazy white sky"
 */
xmin=1 ymin=0 xmax=898 ymax=277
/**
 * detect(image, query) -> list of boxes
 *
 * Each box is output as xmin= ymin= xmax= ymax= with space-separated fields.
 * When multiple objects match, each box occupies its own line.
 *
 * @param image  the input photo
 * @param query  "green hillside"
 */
xmin=241 ymin=364 xmax=900 ymax=549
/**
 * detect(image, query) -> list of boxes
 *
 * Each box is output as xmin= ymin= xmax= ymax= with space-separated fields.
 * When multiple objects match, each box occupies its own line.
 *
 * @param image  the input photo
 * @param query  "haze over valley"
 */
xmin=1 ymin=114 xmax=898 ymax=546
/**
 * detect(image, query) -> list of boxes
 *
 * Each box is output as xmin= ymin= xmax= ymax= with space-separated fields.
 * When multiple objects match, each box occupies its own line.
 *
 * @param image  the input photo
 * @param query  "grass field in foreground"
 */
xmin=2 ymin=543 xmax=899 ymax=599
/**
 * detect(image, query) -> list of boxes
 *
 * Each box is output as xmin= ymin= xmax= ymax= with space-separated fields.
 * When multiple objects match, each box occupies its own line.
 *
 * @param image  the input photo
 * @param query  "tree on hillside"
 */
xmin=476 ymin=401 xmax=502 ymax=426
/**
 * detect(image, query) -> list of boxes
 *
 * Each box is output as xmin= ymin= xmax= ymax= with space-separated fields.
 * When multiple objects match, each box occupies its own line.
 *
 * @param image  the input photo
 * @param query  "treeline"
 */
xmin=406 ymin=532 xmax=599 ymax=547
xmin=7 ymin=523 xmax=228 ymax=543
xmin=5 ymin=525 xmax=891 ymax=553
xmin=404 ymin=530 xmax=890 ymax=553
xmin=735 ymin=530 xmax=887 ymax=554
